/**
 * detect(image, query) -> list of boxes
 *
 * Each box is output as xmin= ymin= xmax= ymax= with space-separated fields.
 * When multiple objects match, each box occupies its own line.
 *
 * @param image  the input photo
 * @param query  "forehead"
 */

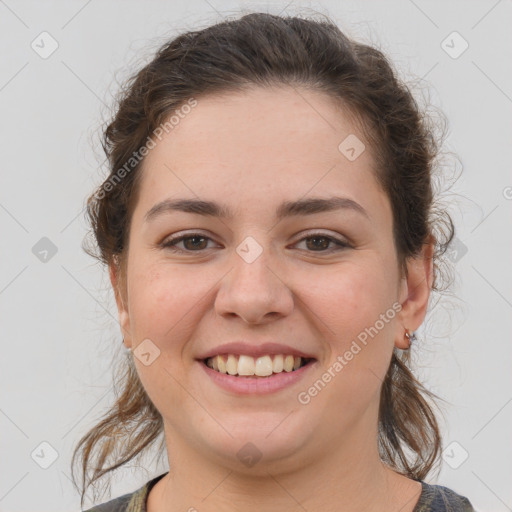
xmin=148 ymin=85 xmax=367 ymax=166
xmin=133 ymin=85 xmax=389 ymax=223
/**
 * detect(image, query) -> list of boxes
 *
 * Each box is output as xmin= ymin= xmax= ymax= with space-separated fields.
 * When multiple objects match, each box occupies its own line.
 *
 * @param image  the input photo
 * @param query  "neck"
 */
xmin=147 ymin=416 xmax=422 ymax=511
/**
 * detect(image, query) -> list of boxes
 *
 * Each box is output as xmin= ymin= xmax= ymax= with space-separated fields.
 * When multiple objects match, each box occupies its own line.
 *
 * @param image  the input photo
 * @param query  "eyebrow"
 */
xmin=144 ymin=195 xmax=369 ymax=223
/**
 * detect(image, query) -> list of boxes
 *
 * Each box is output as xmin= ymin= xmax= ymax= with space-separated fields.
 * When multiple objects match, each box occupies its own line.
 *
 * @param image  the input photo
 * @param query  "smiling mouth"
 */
xmin=202 ymin=354 xmax=315 ymax=378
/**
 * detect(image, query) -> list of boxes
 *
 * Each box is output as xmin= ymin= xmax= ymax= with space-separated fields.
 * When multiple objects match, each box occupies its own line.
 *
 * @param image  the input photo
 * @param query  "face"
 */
xmin=112 ymin=85 xmax=429 ymax=474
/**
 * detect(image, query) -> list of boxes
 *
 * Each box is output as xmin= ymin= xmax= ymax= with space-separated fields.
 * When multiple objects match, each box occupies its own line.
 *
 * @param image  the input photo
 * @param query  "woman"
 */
xmin=73 ymin=11 xmax=475 ymax=512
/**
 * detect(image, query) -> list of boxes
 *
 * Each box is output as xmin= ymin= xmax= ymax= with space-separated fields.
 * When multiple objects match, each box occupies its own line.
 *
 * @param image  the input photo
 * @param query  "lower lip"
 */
xmin=197 ymin=359 xmax=317 ymax=395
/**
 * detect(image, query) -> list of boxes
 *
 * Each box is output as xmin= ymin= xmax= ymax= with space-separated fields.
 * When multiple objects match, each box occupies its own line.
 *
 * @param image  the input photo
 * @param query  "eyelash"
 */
xmin=161 ymin=232 xmax=351 ymax=254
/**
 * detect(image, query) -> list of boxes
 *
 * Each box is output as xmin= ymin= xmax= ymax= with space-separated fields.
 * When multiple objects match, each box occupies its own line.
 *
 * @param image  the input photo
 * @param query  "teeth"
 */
xmin=255 ymin=355 xmax=273 ymax=376
xmin=217 ymin=355 xmax=227 ymax=374
xmin=238 ymin=355 xmax=255 ymax=375
xmin=283 ymin=355 xmax=294 ymax=372
xmin=226 ymin=354 xmax=238 ymax=375
xmin=272 ymin=354 xmax=284 ymax=373
xmin=205 ymin=354 xmax=310 ymax=377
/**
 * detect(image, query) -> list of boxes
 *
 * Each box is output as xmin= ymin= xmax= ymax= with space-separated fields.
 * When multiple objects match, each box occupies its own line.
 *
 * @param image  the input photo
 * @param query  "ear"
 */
xmin=109 ymin=259 xmax=132 ymax=350
xmin=395 ymin=236 xmax=434 ymax=349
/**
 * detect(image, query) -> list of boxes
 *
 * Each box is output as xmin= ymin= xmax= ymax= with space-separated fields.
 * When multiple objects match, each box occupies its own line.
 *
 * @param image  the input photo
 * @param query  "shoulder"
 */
xmin=82 ymin=472 xmax=168 ymax=512
xmin=82 ymin=490 xmax=137 ymax=512
xmin=82 ymin=487 xmax=142 ymax=512
xmin=414 ymin=481 xmax=475 ymax=512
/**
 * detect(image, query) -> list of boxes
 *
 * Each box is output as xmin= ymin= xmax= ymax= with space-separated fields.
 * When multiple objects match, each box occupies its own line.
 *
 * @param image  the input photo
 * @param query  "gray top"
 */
xmin=83 ymin=472 xmax=475 ymax=511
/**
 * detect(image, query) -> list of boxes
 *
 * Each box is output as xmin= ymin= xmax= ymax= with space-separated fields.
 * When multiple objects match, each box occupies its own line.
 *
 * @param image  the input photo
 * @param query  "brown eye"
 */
xmin=305 ymin=235 xmax=330 ymax=251
xmin=162 ymin=234 xmax=215 ymax=252
xmin=296 ymin=233 xmax=351 ymax=253
xmin=161 ymin=232 xmax=351 ymax=255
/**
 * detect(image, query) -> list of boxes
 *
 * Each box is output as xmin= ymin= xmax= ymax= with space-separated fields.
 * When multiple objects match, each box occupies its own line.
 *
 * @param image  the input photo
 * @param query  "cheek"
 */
xmin=126 ymin=262 xmax=206 ymax=412
xmin=126 ymin=259 xmax=215 ymax=347
xmin=306 ymin=258 xmax=398 ymax=411
xmin=296 ymin=266 xmax=397 ymax=431
xmin=311 ymin=260 xmax=398 ymax=343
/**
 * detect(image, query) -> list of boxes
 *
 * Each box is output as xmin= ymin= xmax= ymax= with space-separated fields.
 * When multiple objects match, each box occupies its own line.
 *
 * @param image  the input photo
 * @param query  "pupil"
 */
xmin=185 ymin=236 xmax=206 ymax=250
xmin=307 ymin=236 xmax=328 ymax=250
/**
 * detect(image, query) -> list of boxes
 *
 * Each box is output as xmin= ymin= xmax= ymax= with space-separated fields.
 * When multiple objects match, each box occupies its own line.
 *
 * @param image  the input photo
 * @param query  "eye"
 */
xmin=161 ymin=233 xmax=218 ymax=253
xmin=293 ymin=232 xmax=352 ymax=253
xmin=161 ymin=231 xmax=351 ymax=254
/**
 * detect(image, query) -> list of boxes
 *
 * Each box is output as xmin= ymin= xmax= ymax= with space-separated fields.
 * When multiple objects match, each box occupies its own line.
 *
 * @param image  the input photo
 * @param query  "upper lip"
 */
xmin=196 ymin=341 xmax=317 ymax=360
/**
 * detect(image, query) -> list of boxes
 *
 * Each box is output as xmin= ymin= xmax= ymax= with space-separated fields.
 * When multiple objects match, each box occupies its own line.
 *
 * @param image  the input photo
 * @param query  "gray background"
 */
xmin=1 ymin=0 xmax=511 ymax=511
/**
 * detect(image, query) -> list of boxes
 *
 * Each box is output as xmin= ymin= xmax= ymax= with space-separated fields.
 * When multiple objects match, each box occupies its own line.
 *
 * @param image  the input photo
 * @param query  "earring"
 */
xmin=404 ymin=329 xmax=416 ymax=349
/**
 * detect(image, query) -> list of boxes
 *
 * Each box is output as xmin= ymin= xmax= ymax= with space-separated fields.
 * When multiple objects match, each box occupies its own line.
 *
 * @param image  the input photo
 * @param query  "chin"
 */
xmin=197 ymin=414 xmax=314 ymax=473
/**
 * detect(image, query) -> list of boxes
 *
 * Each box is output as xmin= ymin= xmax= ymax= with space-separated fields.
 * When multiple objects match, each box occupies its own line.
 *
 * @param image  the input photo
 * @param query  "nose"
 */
xmin=214 ymin=243 xmax=294 ymax=325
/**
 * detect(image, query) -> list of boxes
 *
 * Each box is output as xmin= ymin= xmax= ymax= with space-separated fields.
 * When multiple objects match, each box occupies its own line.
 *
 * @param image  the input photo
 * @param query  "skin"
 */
xmin=110 ymin=85 xmax=434 ymax=512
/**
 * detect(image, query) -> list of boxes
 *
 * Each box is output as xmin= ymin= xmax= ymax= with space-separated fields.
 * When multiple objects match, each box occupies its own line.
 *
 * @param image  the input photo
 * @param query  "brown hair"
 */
xmin=72 ymin=11 xmax=455 ymax=507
